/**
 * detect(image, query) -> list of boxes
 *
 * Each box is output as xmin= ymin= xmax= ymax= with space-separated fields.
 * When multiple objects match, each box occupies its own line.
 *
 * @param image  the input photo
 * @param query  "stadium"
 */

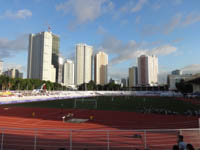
xmin=0 ymin=91 xmax=200 ymax=150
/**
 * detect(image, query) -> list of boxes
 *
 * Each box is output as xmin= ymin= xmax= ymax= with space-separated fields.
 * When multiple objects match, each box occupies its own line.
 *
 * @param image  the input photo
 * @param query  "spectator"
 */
xmin=186 ymin=143 xmax=195 ymax=150
xmin=172 ymin=145 xmax=179 ymax=150
xmin=177 ymin=135 xmax=187 ymax=150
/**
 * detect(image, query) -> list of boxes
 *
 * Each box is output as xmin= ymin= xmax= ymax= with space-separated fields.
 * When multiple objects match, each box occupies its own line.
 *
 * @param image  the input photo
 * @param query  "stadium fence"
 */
xmin=0 ymin=128 xmax=200 ymax=150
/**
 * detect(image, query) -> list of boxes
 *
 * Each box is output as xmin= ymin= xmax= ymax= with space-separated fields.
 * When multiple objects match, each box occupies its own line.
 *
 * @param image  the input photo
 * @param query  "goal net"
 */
xmin=74 ymin=98 xmax=97 ymax=109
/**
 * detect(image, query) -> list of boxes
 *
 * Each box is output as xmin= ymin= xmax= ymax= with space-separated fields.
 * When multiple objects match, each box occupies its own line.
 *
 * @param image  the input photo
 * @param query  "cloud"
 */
xmin=149 ymin=45 xmax=177 ymax=56
xmin=172 ymin=38 xmax=184 ymax=43
xmin=1 ymin=9 xmax=32 ymax=19
xmin=97 ymin=26 xmax=107 ymax=35
xmin=182 ymin=12 xmax=200 ymax=27
xmin=142 ymin=12 xmax=200 ymax=36
xmin=172 ymin=0 xmax=183 ymax=5
xmin=131 ymin=0 xmax=148 ymax=13
xmin=56 ymin=0 xmax=112 ymax=26
xmin=163 ymin=13 xmax=182 ymax=34
xmin=181 ymin=64 xmax=200 ymax=74
xmin=99 ymin=35 xmax=177 ymax=65
xmin=141 ymin=25 xmax=161 ymax=36
xmin=3 ymin=63 xmax=26 ymax=72
xmin=152 ymin=0 xmax=183 ymax=10
xmin=0 ymin=34 xmax=28 ymax=59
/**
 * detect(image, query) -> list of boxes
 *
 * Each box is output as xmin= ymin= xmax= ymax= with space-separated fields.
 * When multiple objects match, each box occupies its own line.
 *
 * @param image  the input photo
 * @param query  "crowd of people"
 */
xmin=138 ymin=107 xmax=200 ymax=117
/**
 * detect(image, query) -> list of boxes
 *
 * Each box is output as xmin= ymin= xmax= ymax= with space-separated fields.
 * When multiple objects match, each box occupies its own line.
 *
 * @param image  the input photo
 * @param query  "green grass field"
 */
xmin=3 ymin=96 xmax=200 ymax=114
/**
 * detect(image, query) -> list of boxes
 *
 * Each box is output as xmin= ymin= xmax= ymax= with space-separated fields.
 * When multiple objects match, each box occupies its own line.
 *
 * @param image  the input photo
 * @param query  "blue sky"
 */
xmin=0 ymin=0 xmax=200 ymax=82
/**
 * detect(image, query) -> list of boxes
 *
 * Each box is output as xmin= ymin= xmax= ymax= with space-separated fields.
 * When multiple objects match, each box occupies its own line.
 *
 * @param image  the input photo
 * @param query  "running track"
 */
xmin=0 ymin=106 xmax=199 ymax=150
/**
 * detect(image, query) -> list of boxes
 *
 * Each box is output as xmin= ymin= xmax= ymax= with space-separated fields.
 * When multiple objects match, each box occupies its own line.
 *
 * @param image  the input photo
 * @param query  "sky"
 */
xmin=0 ymin=0 xmax=200 ymax=83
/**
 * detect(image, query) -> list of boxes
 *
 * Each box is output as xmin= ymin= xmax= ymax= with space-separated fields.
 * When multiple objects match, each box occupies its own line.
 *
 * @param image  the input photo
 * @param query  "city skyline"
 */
xmin=0 ymin=0 xmax=200 ymax=83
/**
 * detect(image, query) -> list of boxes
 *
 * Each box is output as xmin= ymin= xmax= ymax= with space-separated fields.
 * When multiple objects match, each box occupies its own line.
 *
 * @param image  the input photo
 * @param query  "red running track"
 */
xmin=0 ymin=106 xmax=199 ymax=150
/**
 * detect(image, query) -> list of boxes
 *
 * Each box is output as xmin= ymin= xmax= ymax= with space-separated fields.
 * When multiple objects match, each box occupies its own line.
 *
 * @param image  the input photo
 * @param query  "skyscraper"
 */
xmin=75 ymin=43 xmax=93 ymax=85
xmin=0 ymin=61 xmax=3 ymax=75
xmin=121 ymin=78 xmax=127 ymax=87
xmin=52 ymin=34 xmax=60 ymax=82
xmin=58 ymin=56 xmax=64 ymax=84
xmin=27 ymin=31 xmax=56 ymax=82
xmin=138 ymin=55 xmax=158 ymax=86
xmin=172 ymin=69 xmax=182 ymax=75
xmin=63 ymin=59 xmax=74 ymax=86
xmin=94 ymin=51 xmax=108 ymax=85
xmin=129 ymin=66 xmax=138 ymax=87
xmin=3 ymin=68 xmax=23 ymax=78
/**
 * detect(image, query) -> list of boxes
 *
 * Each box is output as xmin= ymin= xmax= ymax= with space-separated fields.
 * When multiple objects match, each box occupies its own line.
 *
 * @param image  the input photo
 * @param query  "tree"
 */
xmin=87 ymin=80 xmax=96 ymax=90
xmin=0 ymin=75 xmax=65 ymax=91
xmin=176 ymin=79 xmax=193 ymax=94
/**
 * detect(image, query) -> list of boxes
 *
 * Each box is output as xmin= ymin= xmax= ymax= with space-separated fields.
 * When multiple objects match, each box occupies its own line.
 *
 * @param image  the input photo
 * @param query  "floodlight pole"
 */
xmin=107 ymin=131 xmax=110 ymax=150
xmin=144 ymin=130 xmax=147 ymax=149
xmin=70 ymin=130 xmax=72 ymax=150
xmin=34 ymin=129 xmax=37 ymax=150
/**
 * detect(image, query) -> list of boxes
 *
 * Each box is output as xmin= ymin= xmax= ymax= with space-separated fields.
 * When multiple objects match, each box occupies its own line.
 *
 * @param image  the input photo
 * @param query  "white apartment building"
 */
xmin=138 ymin=55 xmax=158 ymax=86
xmin=0 ymin=61 xmax=3 ymax=75
xmin=27 ymin=31 xmax=56 ymax=82
xmin=63 ymin=60 xmax=74 ymax=86
xmin=129 ymin=66 xmax=138 ymax=87
xmin=75 ymin=43 xmax=93 ymax=85
xmin=94 ymin=51 xmax=108 ymax=85
xmin=3 ymin=68 xmax=23 ymax=78
xmin=58 ymin=56 xmax=64 ymax=84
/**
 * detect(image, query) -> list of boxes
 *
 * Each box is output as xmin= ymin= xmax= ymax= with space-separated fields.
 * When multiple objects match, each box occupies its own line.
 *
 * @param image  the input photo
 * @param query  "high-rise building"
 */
xmin=94 ymin=51 xmax=108 ymax=85
xmin=52 ymin=35 xmax=60 ymax=82
xmin=3 ymin=68 xmax=23 ymax=78
xmin=63 ymin=59 xmax=74 ymax=86
xmin=27 ymin=31 xmax=56 ymax=82
xmin=121 ymin=78 xmax=127 ymax=87
xmin=0 ymin=61 xmax=3 ymax=75
xmin=75 ymin=43 xmax=93 ymax=85
xmin=172 ymin=70 xmax=182 ymax=75
xmin=58 ymin=56 xmax=64 ymax=84
xmin=129 ymin=66 xmax=138 ymax=87
xmin=138 ymin=55 xmax=158 ymax=86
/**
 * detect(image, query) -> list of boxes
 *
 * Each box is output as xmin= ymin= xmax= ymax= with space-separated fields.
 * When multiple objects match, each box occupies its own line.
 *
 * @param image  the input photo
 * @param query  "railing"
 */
xmin=0 ymin=128 xmax=200 ymax=150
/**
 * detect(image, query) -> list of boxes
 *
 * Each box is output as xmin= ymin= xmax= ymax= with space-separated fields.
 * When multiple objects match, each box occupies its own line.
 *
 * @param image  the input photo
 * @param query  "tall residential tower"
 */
xmin=75 ymin=43 xmax=93 ymax=85
xmin=52 ymin=34 xmax=60 ymax=82
xmin=63 ymin=59 xmax=74 ymax=86
xmin=138 ymin=55 xmax=158 ymax=86
xmin=94 ymin=51 xmax=108 ymax=85
xmin=27 ymin=31 xmax=57 ymax=82
xmin=129 ymin=66 xmax=138 ymax=87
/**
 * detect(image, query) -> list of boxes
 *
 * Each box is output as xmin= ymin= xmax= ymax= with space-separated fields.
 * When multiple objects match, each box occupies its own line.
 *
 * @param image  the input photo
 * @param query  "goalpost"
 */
xmin=74 ymin=98 xmax=97 ymax=109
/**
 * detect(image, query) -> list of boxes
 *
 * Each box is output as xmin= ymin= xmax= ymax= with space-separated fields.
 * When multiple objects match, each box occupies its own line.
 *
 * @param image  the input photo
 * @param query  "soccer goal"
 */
xmin=74 ymin=98 xmax=97 ymax=109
